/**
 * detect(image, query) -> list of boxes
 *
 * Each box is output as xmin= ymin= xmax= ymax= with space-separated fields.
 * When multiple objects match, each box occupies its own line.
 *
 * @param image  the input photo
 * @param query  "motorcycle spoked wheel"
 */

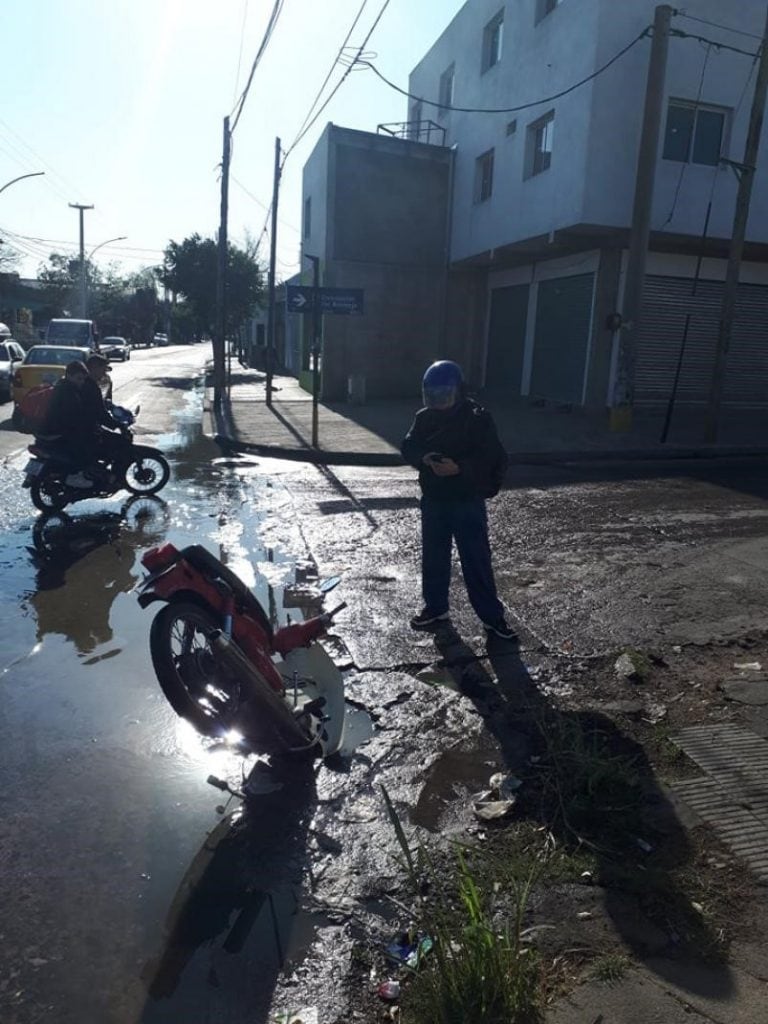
xmin=121 ymin=446 xmax=170 ymax=496
xmin=30 ymin=470 xmax=69 ymax=512
xmin=149 ymin=602 xmax=316 ymax=754
xmin=150 ymin=602 xmax=240 ymax=737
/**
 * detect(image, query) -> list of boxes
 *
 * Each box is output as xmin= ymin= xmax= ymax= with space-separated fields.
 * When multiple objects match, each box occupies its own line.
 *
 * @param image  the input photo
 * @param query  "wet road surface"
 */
xmin=3 ymin=352 xmax=768 ymax=1022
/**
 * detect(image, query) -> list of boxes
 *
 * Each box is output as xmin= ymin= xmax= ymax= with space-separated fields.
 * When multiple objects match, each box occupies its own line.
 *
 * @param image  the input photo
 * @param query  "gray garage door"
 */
xmin=485 ymin=284 xmax=529 ymax=395
xmin=530 ymin=273 xmax=595 ymax=405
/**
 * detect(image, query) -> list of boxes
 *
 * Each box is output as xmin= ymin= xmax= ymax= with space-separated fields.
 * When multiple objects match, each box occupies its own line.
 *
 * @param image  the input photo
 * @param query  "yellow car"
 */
xmin=12 ymin=345 xmax=93 ymax=405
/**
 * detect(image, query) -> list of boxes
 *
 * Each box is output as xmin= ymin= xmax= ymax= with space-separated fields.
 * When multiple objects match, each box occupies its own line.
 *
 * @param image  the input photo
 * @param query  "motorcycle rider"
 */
xmin=43 ymin=358 xmax=124 ymax=488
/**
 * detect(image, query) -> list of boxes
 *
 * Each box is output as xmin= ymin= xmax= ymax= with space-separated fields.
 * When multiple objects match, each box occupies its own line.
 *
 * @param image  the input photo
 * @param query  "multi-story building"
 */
xmin=409 ymin=0 xmax=768 ymax=412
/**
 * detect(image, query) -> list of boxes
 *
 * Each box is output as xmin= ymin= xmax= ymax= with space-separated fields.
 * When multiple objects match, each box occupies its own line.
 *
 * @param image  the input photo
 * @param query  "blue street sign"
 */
xmin=286 ymin=285 xmax=365 ymax=316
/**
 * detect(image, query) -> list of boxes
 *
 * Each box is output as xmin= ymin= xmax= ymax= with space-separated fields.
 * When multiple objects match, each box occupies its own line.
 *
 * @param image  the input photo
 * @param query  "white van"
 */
xmin=45 ymin=318 xmax=98 ymax=350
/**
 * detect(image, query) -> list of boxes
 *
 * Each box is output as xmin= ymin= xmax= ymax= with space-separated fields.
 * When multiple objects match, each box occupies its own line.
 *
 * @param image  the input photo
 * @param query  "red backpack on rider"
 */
xmin=12 ymin=384 xmax=55 ymax=435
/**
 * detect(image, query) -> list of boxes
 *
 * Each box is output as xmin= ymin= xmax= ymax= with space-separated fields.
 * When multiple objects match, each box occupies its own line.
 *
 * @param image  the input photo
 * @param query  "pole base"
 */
xmin=609 ymin=405 xmax=633 ymax=433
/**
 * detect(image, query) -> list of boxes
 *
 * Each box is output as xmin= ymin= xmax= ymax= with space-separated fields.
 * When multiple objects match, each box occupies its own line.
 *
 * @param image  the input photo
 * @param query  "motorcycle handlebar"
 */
xmin=325 ymin=602 xmax=347 ymax=620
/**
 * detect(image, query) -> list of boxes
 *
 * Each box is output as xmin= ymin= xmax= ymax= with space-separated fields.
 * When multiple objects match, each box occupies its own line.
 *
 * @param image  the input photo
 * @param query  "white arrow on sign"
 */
xmin=292 ymin=293 xmax=308 ymax=309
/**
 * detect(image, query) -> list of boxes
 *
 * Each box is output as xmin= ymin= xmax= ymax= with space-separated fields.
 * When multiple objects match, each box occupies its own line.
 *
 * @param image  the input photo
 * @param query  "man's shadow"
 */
xmin=429 ymin=623 xmax=735 ymax=1001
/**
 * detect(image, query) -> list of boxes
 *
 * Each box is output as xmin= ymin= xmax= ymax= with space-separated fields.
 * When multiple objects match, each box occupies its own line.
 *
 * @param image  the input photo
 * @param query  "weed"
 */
xmin=591 ymin=952 xmax=630 ymax=985
xmin=381 ymin=786 xmax=544 ymax=1024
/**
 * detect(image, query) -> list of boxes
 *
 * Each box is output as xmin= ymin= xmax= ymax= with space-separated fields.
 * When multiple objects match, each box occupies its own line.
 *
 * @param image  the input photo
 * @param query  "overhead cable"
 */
xmin=675 ymin=11 xmax=764 ymax=42
xmin=230 ymin=0 xmax=285 ymax=133
xmin=361 ymin=26 xmax=651 ymax=115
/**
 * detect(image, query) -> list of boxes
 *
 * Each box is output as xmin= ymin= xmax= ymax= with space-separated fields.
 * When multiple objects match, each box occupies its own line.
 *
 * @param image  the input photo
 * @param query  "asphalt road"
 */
xmin=2 ymin=347 xmax=768 ymax=1022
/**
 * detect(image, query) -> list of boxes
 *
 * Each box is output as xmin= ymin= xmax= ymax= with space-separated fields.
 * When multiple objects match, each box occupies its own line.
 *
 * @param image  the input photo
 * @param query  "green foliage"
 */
xmin=161 ymin=233 xmax=264 ymax=336
xmin=591 ymin=953 xmax=630 ymax=985
xmin=381 ymin=786 xmax=543 ymax=1024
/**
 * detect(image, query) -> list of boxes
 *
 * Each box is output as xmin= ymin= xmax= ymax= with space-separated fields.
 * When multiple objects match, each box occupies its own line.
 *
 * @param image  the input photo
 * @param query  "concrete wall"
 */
xmin=410 ymin=0 xmax=768 ymax=261
xmin=301 ymin=127 xmax=331 ymax=263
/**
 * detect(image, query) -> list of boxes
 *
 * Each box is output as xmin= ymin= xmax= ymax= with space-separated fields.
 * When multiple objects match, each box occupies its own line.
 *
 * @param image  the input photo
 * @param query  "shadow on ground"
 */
xmin=416 ymin=623 xmax=737 ymax=1002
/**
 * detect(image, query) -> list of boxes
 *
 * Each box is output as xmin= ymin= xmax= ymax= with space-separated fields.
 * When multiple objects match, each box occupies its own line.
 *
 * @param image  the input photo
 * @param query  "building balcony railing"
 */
xmin=377 ymin=121 xmax=446 ymax=146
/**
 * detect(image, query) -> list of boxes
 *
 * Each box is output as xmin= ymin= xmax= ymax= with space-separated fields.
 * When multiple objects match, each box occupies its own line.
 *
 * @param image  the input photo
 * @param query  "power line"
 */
xmin=362 ymin=26 xmax=652 ymax=115
xmin=284 ymin=0 xmax=370 ymax=158
xmin=675 ymin=11 xmax=764 ymax=42
xmin=231 ymin=174 xmax=301 ymax=232
xmin=284 ymin=0 xmax=392 ymax=157
xmin=230 ymin=0 xmax=285 ymax=134
xmin=232 ymin=0 xmax=251 ymax=105
xmin=670 ymin=29 xmax=759 ymax=60
xmin=660 ymin=41 xmax=712 ymax=230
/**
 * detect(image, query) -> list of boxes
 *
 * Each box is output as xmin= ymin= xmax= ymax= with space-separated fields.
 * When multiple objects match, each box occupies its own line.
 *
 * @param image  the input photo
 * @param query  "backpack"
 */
xmin=481 ymin=434 xmax=509 ymax=499
xmin=12 ymin=384 xmax=55 ymax=434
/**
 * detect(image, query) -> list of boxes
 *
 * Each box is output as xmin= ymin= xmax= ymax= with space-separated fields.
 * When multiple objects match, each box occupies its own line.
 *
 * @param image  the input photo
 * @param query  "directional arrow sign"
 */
xmin=286 ymin=285 xmax=364 ymax=316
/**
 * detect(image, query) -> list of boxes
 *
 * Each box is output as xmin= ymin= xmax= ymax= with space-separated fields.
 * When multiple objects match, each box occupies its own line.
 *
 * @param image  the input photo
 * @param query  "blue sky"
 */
xmin=0 ymin=0 xmax=465 ymax=283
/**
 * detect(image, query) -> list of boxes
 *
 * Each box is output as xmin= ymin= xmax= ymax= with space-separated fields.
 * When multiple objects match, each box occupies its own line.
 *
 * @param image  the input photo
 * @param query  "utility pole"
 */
xmin=69 ymin=202 xmax=94 ymax=318
xmin=611 ymin=4 xmax=673 ymax=431
xmin=215 ymin=116 xmax=231 ymax=405
xmin=305 ymin=253 xmax=321 ymax=447
xmin=265 ymin=137 xmax=281 ymax=408
xmin=706 ymin=6 xmax=768 ymax=442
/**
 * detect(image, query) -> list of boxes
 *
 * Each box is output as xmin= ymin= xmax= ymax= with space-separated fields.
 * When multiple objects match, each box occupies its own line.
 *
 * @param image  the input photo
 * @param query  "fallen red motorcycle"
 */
xmin=136 ymin=543 xmax=346 ymax=758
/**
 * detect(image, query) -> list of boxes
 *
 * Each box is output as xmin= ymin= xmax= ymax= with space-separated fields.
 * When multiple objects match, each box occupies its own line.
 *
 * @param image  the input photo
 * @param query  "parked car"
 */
xmin=153 ymin=333 xmax=169 ymax=347
xmin=0 ymin=337 xmax=26 ymax=402
xmin=101 ymin=336 xmax=131 ymax=361
xmin=12 ymin=345 xmax=92 ymax=405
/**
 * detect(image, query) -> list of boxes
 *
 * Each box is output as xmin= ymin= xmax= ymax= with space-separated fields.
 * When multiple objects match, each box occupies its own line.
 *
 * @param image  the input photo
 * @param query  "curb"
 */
xmin=208 ymin=393 xmax=768 ymax=468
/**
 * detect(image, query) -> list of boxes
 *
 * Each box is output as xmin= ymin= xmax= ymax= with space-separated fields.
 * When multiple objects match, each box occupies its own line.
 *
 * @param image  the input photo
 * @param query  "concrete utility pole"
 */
xmin=69 ymin=202 xmax=94 ymax=318
xmin=214 ymin=116 xmax=231 ymax=405
xmin=265 ymin=137 xmax=281 ymax=408
xmin=612 ymin=4 xmax=673 ymax=431
xmin=705 ymin=6 xmax=768 ymax=442
xmin=305 ymin=253 xmax=321 ymax=447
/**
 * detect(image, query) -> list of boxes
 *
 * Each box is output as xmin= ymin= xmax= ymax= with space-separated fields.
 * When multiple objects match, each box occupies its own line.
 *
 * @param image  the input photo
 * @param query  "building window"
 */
xmin=482 ymin=10 xmax=504 ymax=73
xmin=526 ymin=111 xmax=555 ymax=177
xmin=536 ymin=0 xmax=563 ymax=23
xmin=474 ymin=149 xmax=495 ymax=203
xmin=303 ymin=197 xmax=311 ymax=239
xmin=438 ymin=63 xmax=455 ymax=116
xmin=663 ymin=100 xmax=727 ymax=166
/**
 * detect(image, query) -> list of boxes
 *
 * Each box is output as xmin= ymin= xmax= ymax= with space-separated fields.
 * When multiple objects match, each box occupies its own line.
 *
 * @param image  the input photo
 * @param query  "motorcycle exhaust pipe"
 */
xmin=209 ymin=630 xmax=311 ymax=749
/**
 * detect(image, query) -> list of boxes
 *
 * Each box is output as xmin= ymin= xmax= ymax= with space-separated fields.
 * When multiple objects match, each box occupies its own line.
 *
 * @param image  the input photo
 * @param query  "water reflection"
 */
xmin=27 ymin=497 xmax=169 ymax=656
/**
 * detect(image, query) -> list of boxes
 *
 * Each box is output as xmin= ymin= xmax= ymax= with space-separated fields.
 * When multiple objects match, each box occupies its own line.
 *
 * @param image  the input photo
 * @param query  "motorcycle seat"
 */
xmin=180 ymin=544 xmax=273 ymax=639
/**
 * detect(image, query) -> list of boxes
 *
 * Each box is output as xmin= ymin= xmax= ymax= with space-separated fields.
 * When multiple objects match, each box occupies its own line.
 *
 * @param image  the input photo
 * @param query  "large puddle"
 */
xmin=0 ymin=385 xmax=372 ymax=1024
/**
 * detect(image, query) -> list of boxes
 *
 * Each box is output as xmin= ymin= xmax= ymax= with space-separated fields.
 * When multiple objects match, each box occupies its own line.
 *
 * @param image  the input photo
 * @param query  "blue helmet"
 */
xmin=422 ymin=360 xmax=464 ymax=409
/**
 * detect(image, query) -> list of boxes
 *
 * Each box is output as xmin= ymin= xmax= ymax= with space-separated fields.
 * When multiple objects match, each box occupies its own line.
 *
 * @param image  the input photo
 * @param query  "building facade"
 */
xmin=408 ymin=0 xmax=768 ymax=411
xmin=299 ymin=125 xmax=453 ymax=400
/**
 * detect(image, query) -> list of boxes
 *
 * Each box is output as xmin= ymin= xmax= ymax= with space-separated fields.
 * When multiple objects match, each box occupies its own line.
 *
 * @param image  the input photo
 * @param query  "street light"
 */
xmin=85 ymin=236 xmax=127 ymax=318
xmin=88 ymin=235 xmax=127 ymax=260
xmin=0 ymin=171 xmax=45 ymax=196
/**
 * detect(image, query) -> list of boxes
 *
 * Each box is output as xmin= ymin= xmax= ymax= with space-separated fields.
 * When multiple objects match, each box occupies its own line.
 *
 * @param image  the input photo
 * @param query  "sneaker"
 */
xmin=484 ymin=618 xmax=518 ymax=641
xmin=410 ymin=608 xmax=450 ymax=630
xmin=64 ymin=471 xmax=94 ymax=489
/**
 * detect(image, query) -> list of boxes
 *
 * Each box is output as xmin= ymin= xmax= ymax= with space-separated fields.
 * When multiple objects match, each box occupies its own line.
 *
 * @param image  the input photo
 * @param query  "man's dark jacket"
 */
xmin=401 ymin=398 xmax=507 ymax=500
xmin=82 ymin=376 xmax=120 ymax=430
xmin=43 ymin=379 xmax=92 ymax=441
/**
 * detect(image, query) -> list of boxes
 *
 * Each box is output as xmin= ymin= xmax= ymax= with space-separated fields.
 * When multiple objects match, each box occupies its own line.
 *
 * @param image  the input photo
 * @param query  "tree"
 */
xmin=161 ymin=233 xmax=264 ymax=336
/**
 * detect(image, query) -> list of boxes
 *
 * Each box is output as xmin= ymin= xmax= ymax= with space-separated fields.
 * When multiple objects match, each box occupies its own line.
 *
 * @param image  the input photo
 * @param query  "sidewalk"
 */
xmin=209 ymin=367 xmax=768 ymax=465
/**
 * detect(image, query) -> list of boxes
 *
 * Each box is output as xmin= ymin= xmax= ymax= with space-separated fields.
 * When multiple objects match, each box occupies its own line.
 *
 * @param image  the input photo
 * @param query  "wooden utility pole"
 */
xmin=611 ymin=4 xmax=673 ymax=431
xmin=705 ymin=6 xmax=768 ymax=442
xmin=305 ymin=253 xmax=321 ymax=447
xmin=214 ymin=116 xmax=231 ymax=405
xmin=265 ymin=137 xmax=281 ymax=408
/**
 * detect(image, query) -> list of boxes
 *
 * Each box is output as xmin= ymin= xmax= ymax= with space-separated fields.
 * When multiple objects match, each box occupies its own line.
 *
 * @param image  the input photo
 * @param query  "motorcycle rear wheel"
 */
xmin=150 ymin=602 xmax=239 ymax=736
xmin=122 ymin=446 xmax=170 ymax=496
xmin=30 ymin=472 xmax=69 ymax=512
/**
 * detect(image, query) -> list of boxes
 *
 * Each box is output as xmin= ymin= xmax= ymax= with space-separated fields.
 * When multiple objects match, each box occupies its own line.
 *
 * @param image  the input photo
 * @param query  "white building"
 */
xmin=409 ymin=0 xmax=768 ymax=412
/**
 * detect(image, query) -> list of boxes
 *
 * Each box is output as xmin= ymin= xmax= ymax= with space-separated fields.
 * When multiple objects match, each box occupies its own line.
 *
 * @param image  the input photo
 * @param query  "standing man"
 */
xmin=401 ymin=360 xmax=515 ymax=641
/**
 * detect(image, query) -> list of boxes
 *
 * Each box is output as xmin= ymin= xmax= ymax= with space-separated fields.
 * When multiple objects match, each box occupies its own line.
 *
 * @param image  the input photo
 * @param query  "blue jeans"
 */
xmin=420 ymin=495 xmax=504 ymax=624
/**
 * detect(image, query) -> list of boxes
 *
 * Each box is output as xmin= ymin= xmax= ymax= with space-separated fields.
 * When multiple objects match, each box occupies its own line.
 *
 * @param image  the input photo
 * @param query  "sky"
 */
xmin=0 ymin=0 xmax=465 ymax=285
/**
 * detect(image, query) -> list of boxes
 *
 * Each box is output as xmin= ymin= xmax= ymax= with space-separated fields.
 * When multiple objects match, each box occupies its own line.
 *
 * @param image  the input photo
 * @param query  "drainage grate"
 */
xmin=671 ymin=724 xmax=768 ymax=883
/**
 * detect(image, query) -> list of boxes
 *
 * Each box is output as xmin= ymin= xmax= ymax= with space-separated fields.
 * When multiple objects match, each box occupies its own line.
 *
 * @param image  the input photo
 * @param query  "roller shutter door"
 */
xmin=485 ymin=284 xmax=529 ymax=395
xmin=636 ymin=276 xmax=768 ymax=409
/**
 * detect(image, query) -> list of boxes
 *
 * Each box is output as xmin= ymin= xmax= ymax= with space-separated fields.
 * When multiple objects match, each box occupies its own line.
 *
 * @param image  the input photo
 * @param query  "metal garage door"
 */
xmin=530 ymin=273 xmax=595 ymax=405
xmin=636 ymin=276 xmax=768 ymax=409
xmin=485 ymin=284 xmax=529 ymax=395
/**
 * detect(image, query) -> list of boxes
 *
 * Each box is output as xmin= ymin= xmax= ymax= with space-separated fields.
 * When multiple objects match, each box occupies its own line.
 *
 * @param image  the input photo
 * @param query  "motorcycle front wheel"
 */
xmin=122 ymin=446 xmax=170 ymax=496
xmin=30 ymin=471 xmax=69 ymax=512
xmin=150 ymin=602 xmax=239 ymax=736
